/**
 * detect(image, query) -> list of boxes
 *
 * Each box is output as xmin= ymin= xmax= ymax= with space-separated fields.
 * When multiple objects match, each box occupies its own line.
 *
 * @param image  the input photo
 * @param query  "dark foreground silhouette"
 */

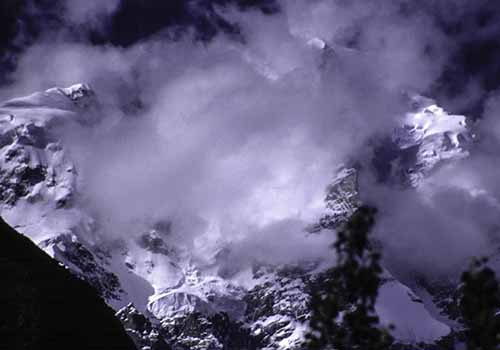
xmin=0 ymin=217 xmax=136 ymax=350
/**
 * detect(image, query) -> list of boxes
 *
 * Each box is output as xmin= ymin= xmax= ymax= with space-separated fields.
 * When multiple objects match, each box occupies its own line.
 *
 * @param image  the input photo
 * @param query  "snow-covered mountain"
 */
xmin=372 ymin=94 xmax=474 ymax=188
xmin=0 ymin=81 xmax=471 ymax=349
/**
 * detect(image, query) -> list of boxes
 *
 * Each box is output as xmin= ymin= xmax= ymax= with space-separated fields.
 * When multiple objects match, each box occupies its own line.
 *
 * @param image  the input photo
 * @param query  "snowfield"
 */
xmin=0 ymin=83 xmax=473 ymax=349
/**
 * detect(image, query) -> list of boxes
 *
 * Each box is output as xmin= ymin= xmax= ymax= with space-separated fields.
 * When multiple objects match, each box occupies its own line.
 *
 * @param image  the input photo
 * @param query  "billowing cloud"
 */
xmin=3 ymin=0 xmax=500 ymax=273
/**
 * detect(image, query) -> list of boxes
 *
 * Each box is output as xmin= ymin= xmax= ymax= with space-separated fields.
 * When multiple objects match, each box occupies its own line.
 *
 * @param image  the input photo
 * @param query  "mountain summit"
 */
xmin=0 ymin=84 xmax=470 ymax=349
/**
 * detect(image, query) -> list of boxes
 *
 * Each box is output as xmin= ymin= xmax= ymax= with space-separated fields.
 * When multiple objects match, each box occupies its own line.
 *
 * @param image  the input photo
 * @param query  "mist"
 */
xmin=3 ymin=0 xmax=500 ymax=275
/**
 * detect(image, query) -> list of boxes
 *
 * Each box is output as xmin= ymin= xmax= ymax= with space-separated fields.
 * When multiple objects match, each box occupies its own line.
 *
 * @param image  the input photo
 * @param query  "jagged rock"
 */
xmin=319 ymin=166 xmax=362 ymax=229
xmin=147 ymin=267 xmax=246 ymax=321
xmin=373 ymin=96 xmax=474 ymax=187
xmin=59 ymin=83 xmax=97 ymax=108
xmin=39 ymin=233 xmax=124 ymax=301
xmin=0 ymin=91 xmax=78 ymax=208
xmin=414 ymin=274 xmax=462 ymax=322
xmin=160 ymin=311 xmax=259 ymax=350
xmin=137 ymin=231 xmax=174 ymax=256
xmin=244 ymin=264 xmax=314 ymax=350
xmin=117 ymin=303 xmax=172 ymax=350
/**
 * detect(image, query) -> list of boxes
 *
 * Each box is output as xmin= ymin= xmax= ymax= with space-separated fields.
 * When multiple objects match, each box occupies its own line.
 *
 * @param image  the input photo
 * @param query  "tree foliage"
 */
xmin=306 ymin=206 xmax=393 ymax=350
xmin=460 ymin=257 xmax=500 ymax=350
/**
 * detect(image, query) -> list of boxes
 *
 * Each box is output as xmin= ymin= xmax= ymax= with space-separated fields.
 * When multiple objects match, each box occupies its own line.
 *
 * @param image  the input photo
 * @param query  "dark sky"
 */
xmin=2 ymin=0 xmax=500 ymax=117
xmin=0 ymin=0 xmax=278 ymax=82
xmin=426 ymin=1 xmax=500 ymax=117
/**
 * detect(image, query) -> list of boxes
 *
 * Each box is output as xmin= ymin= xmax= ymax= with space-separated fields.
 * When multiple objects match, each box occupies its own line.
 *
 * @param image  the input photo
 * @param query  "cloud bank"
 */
xmin=4 ymin=0 xmax=500 ymax=276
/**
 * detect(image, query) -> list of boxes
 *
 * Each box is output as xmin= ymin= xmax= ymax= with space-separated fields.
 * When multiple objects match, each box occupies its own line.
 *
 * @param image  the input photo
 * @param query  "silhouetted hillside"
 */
xmin=0 ymin=217 xmax=137 ymax=350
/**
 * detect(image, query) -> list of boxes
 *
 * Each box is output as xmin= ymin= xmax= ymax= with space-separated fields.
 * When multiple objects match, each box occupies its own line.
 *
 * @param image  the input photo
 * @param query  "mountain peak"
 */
xmin=59 ymin=83 xmax=93 ymax=99
xmin=49 ymin=83 xmax=97 ymax=109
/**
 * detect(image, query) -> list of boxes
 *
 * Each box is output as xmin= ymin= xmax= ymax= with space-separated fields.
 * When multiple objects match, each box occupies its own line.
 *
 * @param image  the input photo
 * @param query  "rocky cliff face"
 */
xmin=0 ymin=83 xmax=473 ymax=349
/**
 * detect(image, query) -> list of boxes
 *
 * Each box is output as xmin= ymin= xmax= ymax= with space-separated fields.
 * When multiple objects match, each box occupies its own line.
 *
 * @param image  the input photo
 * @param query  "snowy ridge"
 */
xmin=321 ymin=165 xmax=361 ymax=229
xmin=0 ymin=85 xmax=85 ymax=241
xmin=395 ymin=96 xmax=473 ymax=186
xmin=0 ymin=84 xmax=464 ymax=349
xmin=371 ymin=95 xmax=473 ymax=187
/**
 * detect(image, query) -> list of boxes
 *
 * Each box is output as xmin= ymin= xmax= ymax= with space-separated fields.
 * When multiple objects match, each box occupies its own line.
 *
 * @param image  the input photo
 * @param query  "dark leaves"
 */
xmin=460 ymin=257 xmax=500 ymax=350
xmin=306 ymin=206 xmax=393 ymax=350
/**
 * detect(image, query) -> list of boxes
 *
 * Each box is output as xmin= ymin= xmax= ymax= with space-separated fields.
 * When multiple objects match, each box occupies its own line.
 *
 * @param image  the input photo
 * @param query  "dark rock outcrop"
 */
xmin=0 ymin=217 xmax=137 ymax=350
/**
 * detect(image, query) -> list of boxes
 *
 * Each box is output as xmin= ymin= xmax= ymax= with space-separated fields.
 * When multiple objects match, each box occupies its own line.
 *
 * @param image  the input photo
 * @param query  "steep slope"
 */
xmin=0 ymin=216 xmax=137 ymax=350
xmin=0 ymin=83 xmax=460 ymax=349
